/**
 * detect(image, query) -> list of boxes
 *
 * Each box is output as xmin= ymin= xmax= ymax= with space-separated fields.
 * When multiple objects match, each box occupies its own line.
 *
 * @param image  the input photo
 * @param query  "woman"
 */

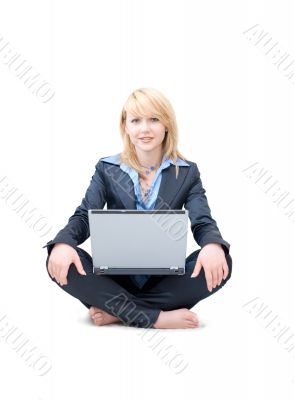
xmin=44 ymin=87 xmax=233 ymax=329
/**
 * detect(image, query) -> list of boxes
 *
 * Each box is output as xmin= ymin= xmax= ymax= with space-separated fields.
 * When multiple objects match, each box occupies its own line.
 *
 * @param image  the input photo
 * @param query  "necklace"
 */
xmin=138 ymin=162 xmax=159 ymax=203
xmin=139 ymin=177 xmax=153 ymax=203
xmin=141 ymin=164 xmax=156 ymax=175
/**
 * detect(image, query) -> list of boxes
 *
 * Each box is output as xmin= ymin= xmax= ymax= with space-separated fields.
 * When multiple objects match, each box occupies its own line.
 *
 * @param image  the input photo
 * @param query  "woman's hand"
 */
xmin=190 ymin=243 xmax=229 ymax=292
xmin=48 ymin=243 xmax=86 ymax=286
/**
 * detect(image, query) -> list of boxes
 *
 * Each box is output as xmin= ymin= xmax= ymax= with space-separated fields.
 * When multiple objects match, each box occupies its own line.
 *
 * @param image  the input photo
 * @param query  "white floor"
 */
xmin=1 ymin=240 xmax=294 ymax=400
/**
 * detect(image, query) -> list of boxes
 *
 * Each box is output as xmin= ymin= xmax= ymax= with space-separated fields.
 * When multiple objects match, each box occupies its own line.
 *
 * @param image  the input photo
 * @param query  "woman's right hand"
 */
xmin=48 ymin=243 xmax=87 ymax=286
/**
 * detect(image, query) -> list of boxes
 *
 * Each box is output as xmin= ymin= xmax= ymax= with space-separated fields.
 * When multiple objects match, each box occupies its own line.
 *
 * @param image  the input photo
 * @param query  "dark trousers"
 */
xmin=45 ymin=247 xmax=233 ymax=328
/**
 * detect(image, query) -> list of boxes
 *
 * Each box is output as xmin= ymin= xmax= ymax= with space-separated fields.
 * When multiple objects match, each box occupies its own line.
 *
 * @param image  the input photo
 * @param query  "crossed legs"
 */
xmin=45 ymin=247 xmax=232 ymax=329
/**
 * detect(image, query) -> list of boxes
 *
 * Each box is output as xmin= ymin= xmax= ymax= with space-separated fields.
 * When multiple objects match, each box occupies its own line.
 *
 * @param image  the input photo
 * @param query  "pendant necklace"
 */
xmin=139 ymin=163 xmax=159 ymax=203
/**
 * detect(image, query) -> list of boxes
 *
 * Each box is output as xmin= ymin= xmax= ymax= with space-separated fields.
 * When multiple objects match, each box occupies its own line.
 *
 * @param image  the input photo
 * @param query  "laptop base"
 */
xmin=93 ymin=266 xmax=185 ymax=275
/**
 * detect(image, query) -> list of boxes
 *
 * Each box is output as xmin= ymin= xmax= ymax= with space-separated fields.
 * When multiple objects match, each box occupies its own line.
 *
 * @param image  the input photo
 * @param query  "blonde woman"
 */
xmin=44 ymin=87 xmax=232 ymax=329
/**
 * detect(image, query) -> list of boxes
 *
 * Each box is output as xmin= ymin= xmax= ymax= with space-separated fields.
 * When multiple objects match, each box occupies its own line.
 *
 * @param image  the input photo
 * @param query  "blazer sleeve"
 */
xmin=42 ymin=159 xmax=107 ymax=257
xmin=184 ymin=163 xmax=230 ymax=255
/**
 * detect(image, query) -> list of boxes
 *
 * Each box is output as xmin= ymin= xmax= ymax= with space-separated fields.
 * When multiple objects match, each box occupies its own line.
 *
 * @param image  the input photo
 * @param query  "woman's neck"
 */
xmin=136 ymin=147 xmax=163 ymax=169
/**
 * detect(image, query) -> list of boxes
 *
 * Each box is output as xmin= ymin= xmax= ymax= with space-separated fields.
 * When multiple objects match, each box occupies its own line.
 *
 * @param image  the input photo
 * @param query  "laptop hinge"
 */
xmin=94 ymin=266 xmax=184 ymax=274
xmin=170 ymin=266 xmax=185 ymax=274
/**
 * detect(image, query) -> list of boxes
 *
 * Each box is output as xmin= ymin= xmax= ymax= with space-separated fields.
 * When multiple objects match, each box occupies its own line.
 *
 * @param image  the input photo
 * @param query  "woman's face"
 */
xmin=125 ymin=112 xmax=166 ymax=154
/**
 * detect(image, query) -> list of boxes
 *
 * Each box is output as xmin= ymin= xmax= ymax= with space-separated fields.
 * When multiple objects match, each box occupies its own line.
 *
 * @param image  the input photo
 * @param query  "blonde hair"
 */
xmin=119 ymin=87 xmax=188 ymax=179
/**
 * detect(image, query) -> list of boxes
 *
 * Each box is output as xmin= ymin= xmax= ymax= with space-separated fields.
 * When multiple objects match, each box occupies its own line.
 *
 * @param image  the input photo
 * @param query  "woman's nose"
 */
xmin=140 ymin=119 xmax=150 ymax=131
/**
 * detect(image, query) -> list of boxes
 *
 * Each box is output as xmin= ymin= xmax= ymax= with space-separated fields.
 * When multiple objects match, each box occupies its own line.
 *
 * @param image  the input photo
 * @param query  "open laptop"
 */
xmin=88 ymin=209 xmax=189 ymax=275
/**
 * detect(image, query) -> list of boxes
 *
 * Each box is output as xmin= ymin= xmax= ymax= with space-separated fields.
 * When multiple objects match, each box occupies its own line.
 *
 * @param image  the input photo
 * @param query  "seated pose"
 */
xmin=43 ymin=87 xmax=233 ymax=329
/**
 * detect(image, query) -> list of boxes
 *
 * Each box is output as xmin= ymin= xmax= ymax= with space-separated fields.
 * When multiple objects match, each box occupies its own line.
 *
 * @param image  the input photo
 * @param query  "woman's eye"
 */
xmin=131 ymin=118 xmax=158 ymax=123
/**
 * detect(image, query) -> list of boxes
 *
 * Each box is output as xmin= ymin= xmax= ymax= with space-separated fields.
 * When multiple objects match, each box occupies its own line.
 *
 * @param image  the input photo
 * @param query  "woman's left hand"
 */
xmin=190 ymin=243 xmax=229 ymax=292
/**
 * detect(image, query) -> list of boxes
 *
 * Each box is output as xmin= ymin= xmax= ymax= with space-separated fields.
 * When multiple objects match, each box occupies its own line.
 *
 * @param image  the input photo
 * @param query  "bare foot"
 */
xmin=89 ymin=306 xmax=122 ymax=326
xmin=153 ymin=308 xmax=199 ymax=329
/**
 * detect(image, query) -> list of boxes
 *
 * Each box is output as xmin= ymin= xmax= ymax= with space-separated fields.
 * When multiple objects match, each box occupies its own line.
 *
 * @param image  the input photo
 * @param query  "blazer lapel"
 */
xmin=107 ymin=166 xmax=136 ymax=209
xmin=154 ymin=165 xmax=190 ymax=209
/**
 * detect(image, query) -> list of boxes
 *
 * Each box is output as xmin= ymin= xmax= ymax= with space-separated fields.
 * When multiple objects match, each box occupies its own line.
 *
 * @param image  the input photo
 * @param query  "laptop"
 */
xmin=88 ymin=209 xmax=189 ymax=275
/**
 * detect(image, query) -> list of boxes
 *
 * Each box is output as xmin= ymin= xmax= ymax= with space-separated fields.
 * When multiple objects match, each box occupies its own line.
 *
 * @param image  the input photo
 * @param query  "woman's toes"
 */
xmin=89 ymin=306 xmax=99 ymax=317
xmin=93 ymin=311 xmax=102 ymax=317
xmin=183 ymin=310 xmax=199 ymax=325
xmin=90 ymin=306 xmax=103 ymax=315
xmin=187 ymin=322 xmax=198 ymax=328
xmin=93 ymin=317 xmax=103 ymax=326
xmin=93 ymin=313 xmax=102 ymax=319
xmin=183 ymin=309 xmax=195 ymax=319
xmin=90 ymin=307 xmax=102 ymax=317
xmin=93 ymin=311 xmax=102 ymax=316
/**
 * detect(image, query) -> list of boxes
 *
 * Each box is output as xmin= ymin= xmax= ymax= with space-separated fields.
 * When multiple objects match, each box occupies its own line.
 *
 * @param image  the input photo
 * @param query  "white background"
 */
xmin=0 ymin=0 xmax=294 ymax=399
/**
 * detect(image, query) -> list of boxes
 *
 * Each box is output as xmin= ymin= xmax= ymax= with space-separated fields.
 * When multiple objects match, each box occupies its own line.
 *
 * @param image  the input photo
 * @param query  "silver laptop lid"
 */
xmin=88 ymin=210 xmax=189 ymax=275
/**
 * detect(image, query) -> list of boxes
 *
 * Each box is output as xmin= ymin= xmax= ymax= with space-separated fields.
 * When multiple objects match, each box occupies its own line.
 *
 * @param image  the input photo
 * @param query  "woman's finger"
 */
xmin=52 ymin=263 xmax=58 ymax=282
xmin=59 ymin=269 xmax=68 ymax=286
xmin=222 ymin=260 xmax=229 ymax=280
xmin=48 ymin=259 xmax=53 ymax=279
xmin=52 ymin=263 xmax=61 ymax=284
xmin=217 ymin=267 xmax=223 ymax=285
xmin=212 ymin=269 xmax=219 ymax=289
xmin=204 ymin=269 xmax=213 ymax=292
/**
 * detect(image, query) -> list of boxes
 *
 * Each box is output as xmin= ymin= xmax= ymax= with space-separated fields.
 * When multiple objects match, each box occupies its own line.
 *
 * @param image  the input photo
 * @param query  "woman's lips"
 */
xmin=140 ymin=138 xmax=153 ymax=143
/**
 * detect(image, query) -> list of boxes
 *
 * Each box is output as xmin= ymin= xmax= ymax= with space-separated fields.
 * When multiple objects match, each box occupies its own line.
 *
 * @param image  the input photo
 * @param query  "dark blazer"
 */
xmin=42 ymin=156 xmax=230 ymax=257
